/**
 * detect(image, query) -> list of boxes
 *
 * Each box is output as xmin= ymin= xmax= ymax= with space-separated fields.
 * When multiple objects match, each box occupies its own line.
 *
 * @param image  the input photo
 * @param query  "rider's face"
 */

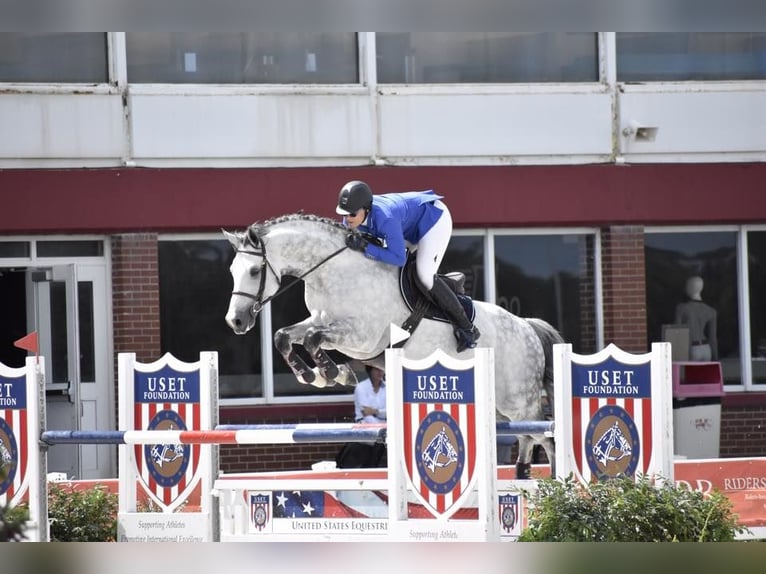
xmin=344 ymin=208 xmax=365 ymax=229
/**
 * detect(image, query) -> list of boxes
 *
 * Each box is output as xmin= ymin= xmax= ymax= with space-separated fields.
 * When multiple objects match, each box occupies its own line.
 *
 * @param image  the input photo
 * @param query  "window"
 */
xmin=37 ymin=241 xmax=103 ymax=258
xmin=126 ymin=33 xmax=358 ymax=84
xmin=0 ymin=33 xmax=108 ymax=83
xmin=159 ymin=230 xmax=599 ymax=401
xmin=492 ymin=233 xmax=598 ymax=354
xmin=0 ymin=242 xmax=30 ymax=258
xmin=617 ymin=33 xmax=766 ymax=82
xmin=442 ymin=234 xmax=486 ymax=301
xmin=158 ymin=238 xmax=354 ymax=402
xmin=159 ymin=239 xmax=264 ymax=400
xmin=376 ymin=33 xmax=598 ymax=84
xmin=644 ymin=231 xmax=740 ymax=385
xmin=748 ymin=230 xmax=766 ymax=386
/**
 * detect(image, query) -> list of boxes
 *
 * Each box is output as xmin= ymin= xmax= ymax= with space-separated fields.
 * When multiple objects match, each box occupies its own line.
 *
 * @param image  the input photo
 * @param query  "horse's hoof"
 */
xmin=320 ymin=364 xmax=340 ymax=381
xmin=335 ymin=364 xmax=359 ymax=386
xmin=297 ymin=370 xmax=316 ymax=385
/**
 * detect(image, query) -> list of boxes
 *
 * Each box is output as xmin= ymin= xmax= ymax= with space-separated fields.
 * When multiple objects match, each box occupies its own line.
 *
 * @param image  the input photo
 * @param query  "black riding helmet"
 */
xmin=336 ymin=180 xmax=373 ymax=215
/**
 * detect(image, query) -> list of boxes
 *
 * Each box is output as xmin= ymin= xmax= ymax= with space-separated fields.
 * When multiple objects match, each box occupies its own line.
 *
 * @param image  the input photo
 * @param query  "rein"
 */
xmin=231 ymin=234 xmax=349 ymax=313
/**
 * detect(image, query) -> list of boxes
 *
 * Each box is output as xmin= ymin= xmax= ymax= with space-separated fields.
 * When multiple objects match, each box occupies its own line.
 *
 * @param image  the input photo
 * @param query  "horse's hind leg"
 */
xmin=540 ymin=436 xmax=556 ymax=478
xmin=516 ymin=435 xmax=556 ymax=479
xmin=515 ymin=436 xmax=535 ymax=479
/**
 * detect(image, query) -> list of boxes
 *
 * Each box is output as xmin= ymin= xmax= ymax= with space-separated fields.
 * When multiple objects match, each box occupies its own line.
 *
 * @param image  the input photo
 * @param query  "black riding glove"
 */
xmin=345 ymin=232 xmax=368 ymax=252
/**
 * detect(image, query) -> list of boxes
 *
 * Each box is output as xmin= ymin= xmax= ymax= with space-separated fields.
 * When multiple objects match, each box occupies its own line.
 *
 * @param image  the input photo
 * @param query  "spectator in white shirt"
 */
xmin=355 ymin=365 xmax=386 ymax=423
xmin=336 ymin=365 xmax=387 ymax=468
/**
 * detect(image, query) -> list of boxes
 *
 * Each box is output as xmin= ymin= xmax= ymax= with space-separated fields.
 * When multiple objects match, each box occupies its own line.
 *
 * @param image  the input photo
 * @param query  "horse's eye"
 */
xmin=249 ymin=266 xmax=259 ymax=278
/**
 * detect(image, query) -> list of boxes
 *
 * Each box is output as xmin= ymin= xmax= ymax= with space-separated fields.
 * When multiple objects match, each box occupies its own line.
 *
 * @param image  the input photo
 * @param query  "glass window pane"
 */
xmin=0 ymin=33 xmax=108 ymax=83
xmin=50 ymin=281 xmax=68 ymax=384
xmin=0 ymin=242 xmax=30 ymax=258
xmin=748 ymin=230 xmax=766 ymax=386
xmin=158 ymin=240 xmax=264 ymax=399
xmin=126 ymin=33 xmax=358 ymax=84
xmin=78 ymin=281 xmax=95 ymax=382
xmin=443 ymin=235 xmax=485 ymax=301
xmin=493 ymin=234 xmax=597 ymax=354
xmin=0 ymin=270 xmax=27 ymax=367
xmin=376 ymin=33 xmax=598 ymax=83
xmin=644 ymin=231 xmax=739 ymax=383
xmin=37 ymin=241 xmax=103 ymax=258
xmin=617 ymin=33 xmax=766 ymax=81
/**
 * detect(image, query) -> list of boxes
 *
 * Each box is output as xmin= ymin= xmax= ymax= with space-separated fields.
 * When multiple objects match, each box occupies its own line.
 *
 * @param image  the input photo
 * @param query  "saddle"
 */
xmin=397 ymin=251 xmax=476 ymax=343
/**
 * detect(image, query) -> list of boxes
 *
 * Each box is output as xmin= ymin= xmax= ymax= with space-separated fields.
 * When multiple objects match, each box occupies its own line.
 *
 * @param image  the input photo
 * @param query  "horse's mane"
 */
xmin=247 ymin=212 xmax=346 ymax=239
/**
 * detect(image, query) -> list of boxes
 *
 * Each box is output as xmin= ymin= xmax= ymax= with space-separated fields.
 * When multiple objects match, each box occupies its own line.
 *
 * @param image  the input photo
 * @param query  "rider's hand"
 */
xmin=345 ymin=231 xmax=368 ymax=252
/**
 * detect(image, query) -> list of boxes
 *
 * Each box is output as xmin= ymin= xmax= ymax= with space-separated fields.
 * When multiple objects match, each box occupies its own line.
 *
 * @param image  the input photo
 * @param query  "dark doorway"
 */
xmin=0 ymin=268 xmax=29 ymax=367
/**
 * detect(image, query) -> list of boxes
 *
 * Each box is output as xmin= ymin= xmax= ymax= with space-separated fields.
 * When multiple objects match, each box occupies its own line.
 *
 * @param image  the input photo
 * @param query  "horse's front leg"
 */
xmin=274 ymin=319 xmax=317 ymax=385
xmin=303 ymin=325 xmax=358 ymax=387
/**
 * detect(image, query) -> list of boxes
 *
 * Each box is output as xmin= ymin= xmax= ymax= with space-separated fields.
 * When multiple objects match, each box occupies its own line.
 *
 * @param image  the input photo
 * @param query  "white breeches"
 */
xmin=415 ymin=200 xmax=452 ymax=290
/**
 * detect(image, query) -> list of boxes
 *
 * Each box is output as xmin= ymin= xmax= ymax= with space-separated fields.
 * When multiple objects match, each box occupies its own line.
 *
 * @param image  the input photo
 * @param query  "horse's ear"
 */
xmin=222 ymin=229 xmax=239 ymax=249
xmin=246 ymin=226 xmax=260 ymax=247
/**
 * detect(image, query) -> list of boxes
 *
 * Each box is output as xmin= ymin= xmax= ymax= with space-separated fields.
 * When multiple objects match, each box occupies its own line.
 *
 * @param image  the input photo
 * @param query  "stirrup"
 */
xmin=454 ymin=326 xmax=480 ymax=353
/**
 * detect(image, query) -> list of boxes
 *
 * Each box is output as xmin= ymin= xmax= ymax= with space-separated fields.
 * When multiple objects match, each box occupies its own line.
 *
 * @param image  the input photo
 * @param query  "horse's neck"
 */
xmin=267 ymin=224 xmax=343 ymax=274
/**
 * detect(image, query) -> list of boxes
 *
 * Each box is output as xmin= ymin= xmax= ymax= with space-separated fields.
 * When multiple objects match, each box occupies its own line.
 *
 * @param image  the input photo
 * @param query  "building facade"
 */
xmin=1 ymin=33 xmax=765 ymax=478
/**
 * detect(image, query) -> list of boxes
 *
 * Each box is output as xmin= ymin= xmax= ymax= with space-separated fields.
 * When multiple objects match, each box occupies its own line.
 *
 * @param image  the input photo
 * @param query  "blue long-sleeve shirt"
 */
xmin=346 ymin=190 xmax=444 ymax=266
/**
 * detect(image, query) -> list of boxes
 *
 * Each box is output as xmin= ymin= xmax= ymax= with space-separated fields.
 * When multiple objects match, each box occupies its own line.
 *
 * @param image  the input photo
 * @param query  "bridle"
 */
xmin=231 ymin=227 xmax=348 ymax=314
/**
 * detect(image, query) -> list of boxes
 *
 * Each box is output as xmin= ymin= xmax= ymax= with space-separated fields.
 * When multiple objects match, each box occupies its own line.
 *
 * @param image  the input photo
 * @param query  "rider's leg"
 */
xmin=429 ymin=276 xmax=480 ymax=352
xmin=417 ymin=202 xmax=480 ymax=352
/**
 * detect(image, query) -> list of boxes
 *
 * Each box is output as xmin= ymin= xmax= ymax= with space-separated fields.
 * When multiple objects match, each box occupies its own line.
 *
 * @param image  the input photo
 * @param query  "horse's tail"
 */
xmin=525 ymin=317 xmax=566 ymax=410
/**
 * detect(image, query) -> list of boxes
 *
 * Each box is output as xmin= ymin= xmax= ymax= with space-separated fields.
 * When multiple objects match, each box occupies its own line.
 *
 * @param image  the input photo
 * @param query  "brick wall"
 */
xmin=601 ymin=226 xmax=647 ymax=353
xmin=219 ymin=406 xmax=352 ymax=473
xmin=112 ymin=234 xmax=161 ymax=362
xmin=720 ymin=398 xmax=766 ymax=457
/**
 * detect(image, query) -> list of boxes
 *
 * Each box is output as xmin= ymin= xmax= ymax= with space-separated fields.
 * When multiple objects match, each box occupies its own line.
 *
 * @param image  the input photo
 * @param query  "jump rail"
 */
xmin=217 ymin=420 xmax=554 ymax=435
xmin=41 ymin=423 xmax=387 ymax=446
xmin=40 ymin=420 xmax=554 ymax=446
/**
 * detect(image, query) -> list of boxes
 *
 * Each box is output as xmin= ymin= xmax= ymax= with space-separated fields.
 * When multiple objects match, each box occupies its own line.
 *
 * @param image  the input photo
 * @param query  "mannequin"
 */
xmin=674 ymin=276 xmax=718 ymax=361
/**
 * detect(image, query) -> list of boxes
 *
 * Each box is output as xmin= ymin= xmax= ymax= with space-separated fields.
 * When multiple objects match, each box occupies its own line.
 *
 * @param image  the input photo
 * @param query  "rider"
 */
xmin=335 ymin=180 xmax=480 ymax=353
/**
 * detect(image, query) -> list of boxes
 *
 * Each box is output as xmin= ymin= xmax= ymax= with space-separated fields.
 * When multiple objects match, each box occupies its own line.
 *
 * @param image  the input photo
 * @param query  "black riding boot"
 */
xmin=429 ymin=276 xmax=480 ymax=352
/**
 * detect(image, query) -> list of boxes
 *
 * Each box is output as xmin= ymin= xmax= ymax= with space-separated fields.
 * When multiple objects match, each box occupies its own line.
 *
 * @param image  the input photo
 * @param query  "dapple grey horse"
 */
xmin=224 ymin=213 xmax=564 ymax=478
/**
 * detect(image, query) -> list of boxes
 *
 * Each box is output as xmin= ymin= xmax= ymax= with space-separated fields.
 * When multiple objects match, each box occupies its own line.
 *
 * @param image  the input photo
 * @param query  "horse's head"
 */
xmin=223 ymin=225 xmax=279 ymax=335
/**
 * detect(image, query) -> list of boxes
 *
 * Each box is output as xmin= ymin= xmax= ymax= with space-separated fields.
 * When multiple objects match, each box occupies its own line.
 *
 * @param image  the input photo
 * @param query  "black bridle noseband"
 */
xmin=231 ymin=228 xmax=348 ymax=314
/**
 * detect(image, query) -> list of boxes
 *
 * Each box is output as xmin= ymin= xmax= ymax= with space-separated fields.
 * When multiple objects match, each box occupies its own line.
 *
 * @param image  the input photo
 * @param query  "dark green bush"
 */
xmin=0 ymin=465 xmax=28 ymax=541
xmin=48 ymin=482 xmax=118 ymax=542
xmin=518 ymin=474 xmax=748 ymax=542
xmin=0 ymin=502 xmax=28 ymax=542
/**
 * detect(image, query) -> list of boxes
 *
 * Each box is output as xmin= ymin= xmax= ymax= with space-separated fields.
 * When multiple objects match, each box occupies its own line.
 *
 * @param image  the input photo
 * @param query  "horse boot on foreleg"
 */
xmin=304 ymin=327 xmax=340 ymax=383
xmin=274 ymin=328 xmax=316 ymax=385
xmin=304 ymin=327 xmax=358 ymax=387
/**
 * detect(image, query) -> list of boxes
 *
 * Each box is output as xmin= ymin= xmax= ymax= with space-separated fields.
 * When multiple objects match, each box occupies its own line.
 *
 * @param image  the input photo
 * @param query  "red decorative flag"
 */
xmin=13 ymin=331 xmax=39 ymax=355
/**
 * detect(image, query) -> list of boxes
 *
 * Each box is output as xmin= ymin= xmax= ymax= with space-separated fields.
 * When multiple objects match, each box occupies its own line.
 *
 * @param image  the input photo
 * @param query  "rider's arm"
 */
xmin=363 ymin=217 xmax=407 ymax=266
